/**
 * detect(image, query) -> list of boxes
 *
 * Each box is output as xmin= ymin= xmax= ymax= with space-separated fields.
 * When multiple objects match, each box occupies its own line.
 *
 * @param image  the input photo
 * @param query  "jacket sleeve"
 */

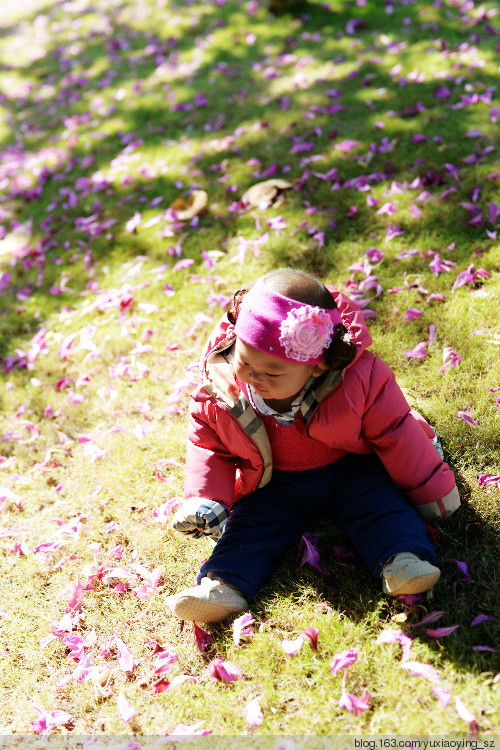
xmin=360 ymin=357 xmax=456 ymax=514
xmin=184 ymin=393 xmax=238 ymax=511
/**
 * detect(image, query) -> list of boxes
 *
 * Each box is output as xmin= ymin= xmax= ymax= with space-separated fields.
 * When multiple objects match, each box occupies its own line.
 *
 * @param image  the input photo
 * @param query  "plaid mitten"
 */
xmin=172 ymin=498 xmax=229 ymax=539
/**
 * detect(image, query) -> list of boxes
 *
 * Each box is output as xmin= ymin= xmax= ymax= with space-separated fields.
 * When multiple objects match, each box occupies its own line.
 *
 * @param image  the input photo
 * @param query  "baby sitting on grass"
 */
xmin=167 ymin=269 xmax=460 ymax=623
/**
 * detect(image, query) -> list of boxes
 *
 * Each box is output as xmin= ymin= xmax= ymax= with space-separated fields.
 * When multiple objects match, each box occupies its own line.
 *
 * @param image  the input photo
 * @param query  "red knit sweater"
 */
xmin=237 ymin=379 xmax=346 ymax=470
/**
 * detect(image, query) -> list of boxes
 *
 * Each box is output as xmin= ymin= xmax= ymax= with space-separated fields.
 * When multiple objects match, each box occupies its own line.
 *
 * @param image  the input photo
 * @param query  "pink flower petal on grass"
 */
xmin=206 ymin=657 xmax=242 ymax=684
xmin=282 ymin=635 xmax=305 ymax=657
xmin=117 ymin=692 xmax=135 ymax=722
xmin=470 ymin=614 xmax=495 ymax=626
xmin=298 ymin=532 xmax=328 ymax=575
xmin=457 ymin=406 xmax=478 ymax=427
xmin=193 ymin=623 xmax=213 ymax=652
xmin=455 ymin=697 xmax=477 ymax=736
xmin=401 ymin=661 xmax=440 ymax=682
xmin=331 ymin=648 xmax=358 ymax=676
xmin=244 ymin=696 xmax=264 ymax=726
xmin=478 ymin=474 xmax=500 ymax=486
xmin=233 ymin=612 xmax=255 ymax=647
xmin=301 ymin=626 xmax=319 ymax=651
xmin=454 ymin=560 xmax=470 ymax=582
xmin=432 ymin=685 xmax=451 ymax=707
xmin=413 ymin=611 xmax=448 ymax=627
xmin=166 ymin=721 xmax=211 ymax=736
xmin=404 ymin=308 xmax=423 ymax=320
xmin=376 ymin=629 xmax=413 ymax=661
xmin=403 ymin=341 xmax=427 ymax=359
xmin=114 ymin=637 xmax=136 ymax=672
xmin=125 ymin=213 xmax=141 ymax=233
xmin=32 ymin=707 xmax=73 ymax=733
xmin=338 ymin=673 xmax=370 ymax=716
xmin=426 ymin=625 xmax=460 ymax=638
xmin=66 ymin=575 xmax=84 ymax=612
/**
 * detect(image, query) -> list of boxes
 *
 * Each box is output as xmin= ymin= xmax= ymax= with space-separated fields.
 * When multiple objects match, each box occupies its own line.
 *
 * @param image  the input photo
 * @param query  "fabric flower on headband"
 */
xmin=279 ymin=306 xmax=335 ymax=362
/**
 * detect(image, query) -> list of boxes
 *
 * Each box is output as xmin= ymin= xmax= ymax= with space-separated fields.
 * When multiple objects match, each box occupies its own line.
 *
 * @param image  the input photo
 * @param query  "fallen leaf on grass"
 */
xmin=170 ymin=190 xmax=208 ymax=220
xmin=241 ymin=178 xmax=292 ymax=208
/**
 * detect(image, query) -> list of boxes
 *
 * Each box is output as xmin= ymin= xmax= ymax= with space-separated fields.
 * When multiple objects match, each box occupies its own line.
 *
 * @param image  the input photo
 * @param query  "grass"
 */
xmin=0 ymin=0 xmax=499 ymax=740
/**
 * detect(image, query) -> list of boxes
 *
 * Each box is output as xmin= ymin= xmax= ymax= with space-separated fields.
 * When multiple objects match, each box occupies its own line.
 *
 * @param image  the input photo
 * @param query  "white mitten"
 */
xmin=416 ymin=485 xmax=461 ymax=523
xmin=172 ymin=498 xmax=230 ymax=539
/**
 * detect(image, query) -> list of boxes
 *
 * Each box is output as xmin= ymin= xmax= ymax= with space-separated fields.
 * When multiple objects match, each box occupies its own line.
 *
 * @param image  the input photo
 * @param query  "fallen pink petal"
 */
xmin=432 ymin=685 xmax=451 ymax=707
xmin=400 ymin=661 xmax=441 ymax=682
xmin=117 ymin=692 xmax=135 ymax=722
xmin=232 ymin=611 xmax=255 ymax=647
xmin=403 ymin=342 xmax=427 ymax=359
xmin=338 ymin=673 xmax=370 ymax=716
xmin=331 ymin=648 xmax=358 ymax=676
xmin=206 ymin=657 xmax=242 ymax=684
xmin=425 ymin=625 xmax=460 ymax=638
xmin=281 ymin=635 xmax=305 ymax=657
xmin=301 ymin=626 xmax=319 ymax=651
xmin=455 ymin=697 xmax=477 ymax=736
xmin=376 ymin=629 xmax=413 ymax=661
xmin=193 ymin=623 xmax=214 ymax=652
xmin=470 ymin=614 xmax=495 ymax=627
xmin=244 ymin=696 xmax=264 ymax=727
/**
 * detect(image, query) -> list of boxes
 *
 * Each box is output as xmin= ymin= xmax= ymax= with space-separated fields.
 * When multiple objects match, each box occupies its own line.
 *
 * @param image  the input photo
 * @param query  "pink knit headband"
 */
xmin=234 ymin=276 xmax=342 ymax=364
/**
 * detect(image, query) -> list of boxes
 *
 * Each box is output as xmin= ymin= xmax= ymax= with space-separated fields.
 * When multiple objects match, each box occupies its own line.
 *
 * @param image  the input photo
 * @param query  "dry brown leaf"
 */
xmin=170 ymin=190 xmax=208 ymax=220
xmin=242 ymin=178 xmax=293 ymax=208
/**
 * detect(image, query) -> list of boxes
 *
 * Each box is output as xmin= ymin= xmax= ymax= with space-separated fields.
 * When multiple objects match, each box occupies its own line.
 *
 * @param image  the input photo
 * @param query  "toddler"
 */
xmin=166 ymin=269 xmax=460 ymax=623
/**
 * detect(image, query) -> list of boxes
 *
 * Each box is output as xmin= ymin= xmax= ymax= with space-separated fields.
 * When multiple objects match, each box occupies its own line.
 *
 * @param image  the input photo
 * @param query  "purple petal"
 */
xmin=403 ymin=341 xmax=427 ymax=359
xmin=193 ymin=623 xmax=213 ymax=652
xmin=470 ymin=614 xmax=495 ymax=627
xmin=232 ymin=611 xmax=255 ymax=647
xmin=453 ymin=559 xmax=470 ymax=582
xmin=244 ymin=697 xmax=263 ymax=726
xmin=432 ymin=685 xmax=451 ymax=707
xmin=413 ymin=611 xmax=448 ymax=627
xmin=401 ymin=661 xmax=440 ymax=682
xmin=117 ymin=692 xmax=135 ymax=722
xmin=426 ymin=625 xmax=460 ymax=638
xmin=331 ymin=648 xmax=358 ymax=676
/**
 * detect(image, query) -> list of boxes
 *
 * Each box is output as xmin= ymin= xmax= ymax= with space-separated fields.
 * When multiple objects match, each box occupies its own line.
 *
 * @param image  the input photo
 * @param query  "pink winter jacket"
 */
xmin=184 ymin=289 xmax=458 ymax=521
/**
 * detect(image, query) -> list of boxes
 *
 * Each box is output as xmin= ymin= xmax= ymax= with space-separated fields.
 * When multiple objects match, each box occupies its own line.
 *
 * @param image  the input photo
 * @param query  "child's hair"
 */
xmin=227 ymin=269 xmax=357 ymax=370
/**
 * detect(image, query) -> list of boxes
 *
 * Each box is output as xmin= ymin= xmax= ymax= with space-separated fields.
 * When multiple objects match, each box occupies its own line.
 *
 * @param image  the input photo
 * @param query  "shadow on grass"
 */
xmin=1 ymin=0 xmax=498 ymax=355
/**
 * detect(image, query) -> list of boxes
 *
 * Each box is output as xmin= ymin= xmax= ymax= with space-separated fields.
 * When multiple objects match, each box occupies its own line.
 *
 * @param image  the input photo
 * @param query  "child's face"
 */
xmin=234 ymin=338 xmax=328 ymax=408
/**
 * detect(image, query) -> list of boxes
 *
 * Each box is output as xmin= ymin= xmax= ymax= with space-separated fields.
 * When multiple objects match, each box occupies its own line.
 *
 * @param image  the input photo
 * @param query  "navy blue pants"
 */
xmin=197 ymin=453 xmax=436 ymax=601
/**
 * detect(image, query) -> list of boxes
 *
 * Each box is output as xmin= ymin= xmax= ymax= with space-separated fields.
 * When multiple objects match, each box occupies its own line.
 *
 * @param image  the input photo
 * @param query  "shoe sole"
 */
xmin=166 ymin=594 xmax=247 ymax=623
xmin=383 ymin=569 xmax=440 ymax=596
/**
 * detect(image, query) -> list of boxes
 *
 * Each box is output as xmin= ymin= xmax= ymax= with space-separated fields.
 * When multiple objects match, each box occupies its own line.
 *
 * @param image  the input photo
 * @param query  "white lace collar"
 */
xmin=248 ymin=377 xmax=314 ymax=426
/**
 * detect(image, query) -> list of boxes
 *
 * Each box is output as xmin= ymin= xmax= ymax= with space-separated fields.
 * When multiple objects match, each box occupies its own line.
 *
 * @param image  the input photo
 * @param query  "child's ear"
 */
xmin=311 ymin=362 xmax=330 ymax=377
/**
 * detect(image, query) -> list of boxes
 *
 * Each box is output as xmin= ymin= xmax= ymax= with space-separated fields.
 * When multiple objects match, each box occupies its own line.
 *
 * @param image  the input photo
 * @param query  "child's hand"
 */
xmin=417 ymin=485 xmax=461 ymax=523
xmin=172 ymin=498 xmax=230 ymax=539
